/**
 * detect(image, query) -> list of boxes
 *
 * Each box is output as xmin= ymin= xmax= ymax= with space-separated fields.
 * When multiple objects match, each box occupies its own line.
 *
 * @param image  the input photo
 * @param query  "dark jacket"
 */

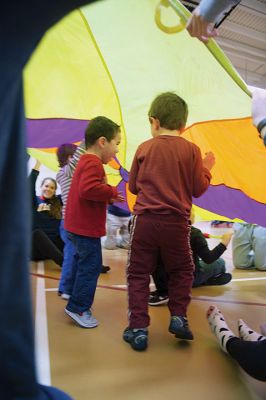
xmin=30 ymin=169 xmax=62 ymax=240
xmin=191 ymin=226 xmax=226 ymax=271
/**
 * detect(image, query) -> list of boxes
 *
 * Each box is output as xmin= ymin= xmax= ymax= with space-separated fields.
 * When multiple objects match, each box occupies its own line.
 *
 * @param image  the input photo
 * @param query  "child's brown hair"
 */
xmin=148 ymin=92 xmax=188 ymax=130
xmin=85 ymin=116 xmax=120 ymax=149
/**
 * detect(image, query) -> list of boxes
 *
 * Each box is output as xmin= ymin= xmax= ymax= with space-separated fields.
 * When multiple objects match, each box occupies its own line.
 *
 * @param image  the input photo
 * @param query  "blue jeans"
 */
xmin=58 ymin=220 xmax=76 ymax=294
xmin=66 ymin=233 xmax=102 ymax=314
xmin=153 ymin=257 xmax=226 ymax=293
xmin=193 ymin=258 xmax=226 ymax=287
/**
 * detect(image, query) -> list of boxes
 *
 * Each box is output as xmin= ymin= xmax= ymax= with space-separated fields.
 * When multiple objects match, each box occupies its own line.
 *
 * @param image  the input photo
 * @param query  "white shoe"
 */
xmin=65 ymin=309 xmax=98 ymax=328
xmin=61 ymin=293 xmax=71 ymax=300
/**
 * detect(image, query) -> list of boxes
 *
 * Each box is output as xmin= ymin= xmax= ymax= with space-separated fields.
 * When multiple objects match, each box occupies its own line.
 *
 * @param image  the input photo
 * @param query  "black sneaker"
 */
xmin=169 ymin=316 xmax=194 ymax=340
xmin=148 ymin=293 xmax=169 ymax=306
xmin=206 ymin=273 xmax=232 ymax=286
xmin=123 ymin=327 xmax=148 ymax=351
xmin=101 ymin=265 xmax=111 ymax=273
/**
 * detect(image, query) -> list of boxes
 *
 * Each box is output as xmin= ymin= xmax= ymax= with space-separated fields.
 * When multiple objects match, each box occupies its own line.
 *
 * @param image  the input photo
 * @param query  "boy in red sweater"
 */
xmin=123 ymin=92 xmax=215 ymax=350
xmin=64 ymin=116 xmax=123 ymax=328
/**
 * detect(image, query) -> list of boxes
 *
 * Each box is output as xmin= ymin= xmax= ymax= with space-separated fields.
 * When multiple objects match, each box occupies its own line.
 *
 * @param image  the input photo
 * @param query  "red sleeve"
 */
xmin=79 ymin=160 xmax=118 ymax=201
xmin=192 ymin=145 xmax=212 ymax=198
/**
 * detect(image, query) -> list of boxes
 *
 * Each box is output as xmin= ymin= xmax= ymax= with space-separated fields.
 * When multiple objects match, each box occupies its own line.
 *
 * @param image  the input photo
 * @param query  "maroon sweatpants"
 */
xmin=127 ymin=213 xmax=194 ymax=329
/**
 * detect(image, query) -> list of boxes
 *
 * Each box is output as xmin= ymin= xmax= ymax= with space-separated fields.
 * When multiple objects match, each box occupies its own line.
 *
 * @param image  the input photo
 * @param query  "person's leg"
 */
xmin=126 ymin=215 xmax=158 ymax=329
xmin=149 ymin=258 xmax=169 ymax=306
xmin=0 ymin=82 xmax=72 ymax=400
xmin=207 ymin=305 xmax=236 ymax=352
xmin=238 ymin=319 xmax=266 ymax=342
xmin=0 ymin=2 xmax=101 ymax=398
xmin=102 ymin=213 xmax=119 ymax=250
xmin=226 ymin=338 xmax=266 ymax=381
xmin=193 ymin=258 xmax=231 ymax=286
xmin=52 ymin=235 xmax=65 ymax=253
xmin=117 ymin=216 xmax=131 ymax=249
xmin=123 ymin=214 xmax=158 ymax=351
xmin=62 ymin=233 xmax=78 ymax=297
xmin=193 ymin=258 xmax=226 ymax=286
xmin=160 ymin=218 xmax=194 ymax=340
xmin=0 ymin=81 xmax=40 ymax=398
xmin=151 ymin=256 xmax=168 ymax=295
xmin=31 ymin=229 xmax=63 ymax=267
xmin=58 ymin=221 xmax=76 ymax=294
xmin=252 ymin=225 xmax=266 ymax=270
xmin=207 ymin=305 xmax=266 ymax=381
xmin=66 ymin=235 xmax=102 ymax=313
xmin=232 ymin=223 xmax=254 ymax=269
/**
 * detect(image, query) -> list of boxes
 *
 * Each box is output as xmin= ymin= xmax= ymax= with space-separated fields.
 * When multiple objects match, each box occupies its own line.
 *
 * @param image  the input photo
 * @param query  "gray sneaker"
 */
xmin=65 ymin=308 xmax=98 ymax=328
xmin=61 ymin=293 xmax=71 ymax=300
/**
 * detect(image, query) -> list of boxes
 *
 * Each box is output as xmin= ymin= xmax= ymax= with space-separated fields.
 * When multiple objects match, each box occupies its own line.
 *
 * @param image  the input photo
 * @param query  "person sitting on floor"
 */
xmin=149 ymin=209 xmax=233 ymax=306
xmin=232 ymin=223 xmax=266 ymax=271
xmin=207 ymin=305 xmax=266 ymax=382
xmin=30 ymin=160 xmax=64 ymax=268
xmin=102 ymin=204 xmax=131 ymax=250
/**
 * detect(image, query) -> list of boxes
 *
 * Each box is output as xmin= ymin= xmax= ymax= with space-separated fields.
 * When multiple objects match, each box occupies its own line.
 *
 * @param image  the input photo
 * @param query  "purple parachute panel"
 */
xmin=26 ymin=118 xmax=89 ymax=148
xmin=193 ymin=184 xmax=266 ymax=227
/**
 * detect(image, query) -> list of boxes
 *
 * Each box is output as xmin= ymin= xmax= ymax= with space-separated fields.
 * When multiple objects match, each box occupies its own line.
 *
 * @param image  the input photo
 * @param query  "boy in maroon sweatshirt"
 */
xmin=64 ymin=116 xmax=123 ymax=328
xmin=123 ymin=92 xmax=215 ymax=350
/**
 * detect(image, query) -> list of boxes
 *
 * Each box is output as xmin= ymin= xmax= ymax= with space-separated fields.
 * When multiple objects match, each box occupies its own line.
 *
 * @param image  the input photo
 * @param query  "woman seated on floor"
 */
xmin=30 ymin=160 xmax=63 ymax=267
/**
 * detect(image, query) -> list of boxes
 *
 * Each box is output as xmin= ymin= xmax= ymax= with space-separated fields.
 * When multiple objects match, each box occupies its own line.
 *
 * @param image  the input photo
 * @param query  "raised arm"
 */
xmin=29 ymin=160 xmax=41 ymax=209
xmin=193 ymin=230 xmax=232 ymax=263
xmin=186 ymin=0 xmax=240 ymax=42
xmin=192 ymin=148 xmax=215 ymax=198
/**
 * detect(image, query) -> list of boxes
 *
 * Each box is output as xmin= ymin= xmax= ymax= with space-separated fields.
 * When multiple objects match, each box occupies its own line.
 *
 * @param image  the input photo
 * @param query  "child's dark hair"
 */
xmin=85 ymin=116 xmax=120 ymax=148
xmin=148 ymin=92 xmax=188 ymax=130
xmin=56 ymin=143 xmax=77 ymax=168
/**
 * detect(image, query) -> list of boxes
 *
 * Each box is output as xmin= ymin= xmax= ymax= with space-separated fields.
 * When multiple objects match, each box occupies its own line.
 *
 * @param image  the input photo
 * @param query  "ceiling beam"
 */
xmin=236 ymin=67 xmax=264 ymax=82
xmin=217 ymin=37 xmax=266 ymax=61
xmin=222 ymin=20 xmax=266 ymax=43
xmin=240 ymin=0 xmax=266 ymax=15
xmin=222 ymin=48 xmax=265 ymax=66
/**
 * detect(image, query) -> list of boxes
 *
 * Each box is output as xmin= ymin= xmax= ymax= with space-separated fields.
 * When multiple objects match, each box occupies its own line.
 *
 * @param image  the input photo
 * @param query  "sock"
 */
xmin=207 ymin=305 xmax=235 ymax=353
xmin=260 ymin=324 xmax=266 ymax=336
xmin=238 ymin=319 xmax=266 ymax=342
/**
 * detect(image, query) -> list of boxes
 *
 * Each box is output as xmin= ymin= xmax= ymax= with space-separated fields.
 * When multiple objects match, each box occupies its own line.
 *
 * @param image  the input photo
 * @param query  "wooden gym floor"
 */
xmin=30 ymin=222 xmax=266 ymax=400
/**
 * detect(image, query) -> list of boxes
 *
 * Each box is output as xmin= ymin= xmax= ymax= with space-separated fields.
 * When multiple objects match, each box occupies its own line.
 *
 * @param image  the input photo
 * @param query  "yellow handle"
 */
xmin=155 ymin=0 xmax=186 ymax=34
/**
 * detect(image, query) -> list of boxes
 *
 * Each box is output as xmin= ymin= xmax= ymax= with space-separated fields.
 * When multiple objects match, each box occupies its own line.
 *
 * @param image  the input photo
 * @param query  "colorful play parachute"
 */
xmin=24 ymin=0 xmax=266 ymax=227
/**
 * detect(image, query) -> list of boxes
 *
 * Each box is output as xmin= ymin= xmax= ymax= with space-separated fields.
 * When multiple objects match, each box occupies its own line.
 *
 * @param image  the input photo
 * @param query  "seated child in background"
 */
xmin=102 ymin=204 xmax=131 ymax=250
xmin=149 ymin=209 xmax=233 ymax=306
xmin=232 ymin=223 xmax=266 ymax=270
xmin=64 ymin=116 xmax=123 ymax=329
